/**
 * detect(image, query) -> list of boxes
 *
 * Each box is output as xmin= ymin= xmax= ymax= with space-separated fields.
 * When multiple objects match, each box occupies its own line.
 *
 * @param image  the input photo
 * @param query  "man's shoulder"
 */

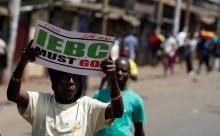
xmin=79 ymin=96 xmax=92 ymax=101
xmin=125 ymin=89 xmax=145 ymax=109
xmin=125 ymin=89 xmax=142 ymax=100
xmin=78 ymin=96 xmax=99 ymax=104
xmin=28 ymin=91 xmax=53 ymax=101
xmin=78 ymin=96 xmax=108 ymax=109
xmin=28 ymin=91 xmax=52 ymax=96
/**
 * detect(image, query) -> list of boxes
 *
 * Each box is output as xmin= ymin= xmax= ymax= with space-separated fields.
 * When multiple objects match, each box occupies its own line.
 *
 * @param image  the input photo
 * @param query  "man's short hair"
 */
xmin=48 ymin=68 xmax=84 ymax=99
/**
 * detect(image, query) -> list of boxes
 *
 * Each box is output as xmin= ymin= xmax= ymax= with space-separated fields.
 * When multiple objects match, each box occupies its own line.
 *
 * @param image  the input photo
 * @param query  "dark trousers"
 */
xmin=185 ymin=55 xmax=193 ymax=73
xmin=197 ymin=54 xmax=211 ymax=73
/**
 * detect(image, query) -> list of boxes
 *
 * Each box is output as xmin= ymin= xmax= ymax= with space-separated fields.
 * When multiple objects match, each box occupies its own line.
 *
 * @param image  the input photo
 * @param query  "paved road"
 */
xmin=0 ymin=65 xmax=220 ymax=136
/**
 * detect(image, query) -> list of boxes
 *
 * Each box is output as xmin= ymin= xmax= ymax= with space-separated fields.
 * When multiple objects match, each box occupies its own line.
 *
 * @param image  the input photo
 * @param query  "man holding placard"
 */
xmin=7 ymin=20 xmax=124 ymax=136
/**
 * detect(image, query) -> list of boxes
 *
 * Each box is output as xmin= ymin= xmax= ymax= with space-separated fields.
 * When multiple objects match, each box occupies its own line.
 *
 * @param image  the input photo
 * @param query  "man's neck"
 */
xmin=55 ymin=96 xmax=77 ymax=104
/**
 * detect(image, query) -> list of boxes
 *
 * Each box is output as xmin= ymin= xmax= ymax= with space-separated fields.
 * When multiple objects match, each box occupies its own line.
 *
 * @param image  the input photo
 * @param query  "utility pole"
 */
xmin=156 ymin=0 xmax=164 ymax=34
xmin=173 ymin=0 xmax=182 ymax=36
xmin=7 ymin=0 xmax=21 ymax=76
xmin=184 ymin=0 xmax=192 ymax=30
xmin=102 ymin=0 xmax=109 ymax=35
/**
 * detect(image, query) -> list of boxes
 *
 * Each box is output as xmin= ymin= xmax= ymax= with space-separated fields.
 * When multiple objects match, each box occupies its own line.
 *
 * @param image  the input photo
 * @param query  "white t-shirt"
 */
xmin=18 ymin=91 xmax=112 ymax=136
xmin=176 ymin=31 xmax=187 ymax=47
xmin=187 ymin=38 xmax=198 ymax=52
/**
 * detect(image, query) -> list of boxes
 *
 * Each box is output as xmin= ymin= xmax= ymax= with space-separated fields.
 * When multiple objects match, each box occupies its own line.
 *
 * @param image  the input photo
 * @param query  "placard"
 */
xmin=32 ymin=20 xmax=114 ymax=76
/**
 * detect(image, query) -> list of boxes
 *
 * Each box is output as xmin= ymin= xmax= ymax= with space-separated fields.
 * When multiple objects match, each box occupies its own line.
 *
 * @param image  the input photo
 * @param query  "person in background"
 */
xmin=162 ymin=33 xmax=177 ymax=76
xmin=149 ymin=33 xmax=161 ymax=66
xmin=7 ymin=40 xmax=124 ymax=136
xmin=99 ymin=38 xmax=121 ymax=90
xmin=197 ymin=34 xmax=212 ymax=74
xmin=188 ymin=32 xmax=199 ymax=60
xmin=184 ymin=32 xmax=198 ymax=75
xmin=120 ymin=46 xmax=138 ymax=81
xmin=184 ymin=33 xmax=193 ymax=74
xmin=212 ymin=35 xmax=220 ymax=71
xmin=176 ymin=28 xmax=188 ymax=63
xmin=93 ymin=57 xmax=146 ymax=136
xmin=214 ymin=35 xmax=220 ymax=71
xmin=99 ymin=46 xmax=139 ymax=90
xmin=0 ymin=34 xmax=7 ymax=84
xmin=111 ymin=37 xmax=120 ymax=61
xmin=123 ymin=32 xmax=138 ymax=60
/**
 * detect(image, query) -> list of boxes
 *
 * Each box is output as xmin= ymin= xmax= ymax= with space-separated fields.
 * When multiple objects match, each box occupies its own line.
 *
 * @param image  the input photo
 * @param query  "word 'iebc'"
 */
xmin=36 ymin=29 xmax=110 ymax=59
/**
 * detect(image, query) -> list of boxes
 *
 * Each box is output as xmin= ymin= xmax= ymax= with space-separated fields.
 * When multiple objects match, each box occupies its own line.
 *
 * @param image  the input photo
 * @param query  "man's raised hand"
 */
xmin=20 ymin=40 xmax=39 ymax=64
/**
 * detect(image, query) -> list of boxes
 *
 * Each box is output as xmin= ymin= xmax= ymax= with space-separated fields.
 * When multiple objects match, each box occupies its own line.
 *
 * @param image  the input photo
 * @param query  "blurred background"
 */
xmin=0 ymin=0 xmax=220 ymax=136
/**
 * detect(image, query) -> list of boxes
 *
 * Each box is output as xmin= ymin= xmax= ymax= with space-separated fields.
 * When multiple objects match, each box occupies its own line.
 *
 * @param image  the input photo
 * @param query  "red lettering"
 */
xmin=80 ymin=34 xmax=88 ymax=39
xmin=90 ymin=60 xmax=101 ymax=67
xmin=104 ymin=37 xmax=111 ymax=41
xmin=79 ymin=60 xmax=101 ymax=68
xmin=90 ymin=34 xmax=96 ymax=39
xmin=80 ymin=33 xmax=112 ymax=41
xmin=98 ymin=36 xmax=105 ymax=40
xmin=45 ymin=24 xmax=61 ymax=33
xmin=79 ymin=60 xmax=89 ymax=66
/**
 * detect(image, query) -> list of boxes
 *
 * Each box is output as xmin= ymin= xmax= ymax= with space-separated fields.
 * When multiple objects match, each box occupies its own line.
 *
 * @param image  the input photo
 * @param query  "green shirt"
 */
xmin=93 ymin=88 xmax=147 ymax=136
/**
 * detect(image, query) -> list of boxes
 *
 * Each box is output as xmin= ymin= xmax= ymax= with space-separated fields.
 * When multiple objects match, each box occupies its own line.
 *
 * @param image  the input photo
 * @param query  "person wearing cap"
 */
xmin=7 ymin=40 xmax=124 ymax=136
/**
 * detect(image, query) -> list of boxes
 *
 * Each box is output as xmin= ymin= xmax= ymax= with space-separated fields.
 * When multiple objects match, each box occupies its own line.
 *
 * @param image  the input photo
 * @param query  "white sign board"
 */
xmin=32 ymin=20 xmax=114 ymax=76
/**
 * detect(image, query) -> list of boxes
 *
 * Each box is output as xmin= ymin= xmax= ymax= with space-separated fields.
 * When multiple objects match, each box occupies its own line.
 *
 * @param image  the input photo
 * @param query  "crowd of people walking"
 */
xmin=147 ymin=29 xmax=220 ymax=77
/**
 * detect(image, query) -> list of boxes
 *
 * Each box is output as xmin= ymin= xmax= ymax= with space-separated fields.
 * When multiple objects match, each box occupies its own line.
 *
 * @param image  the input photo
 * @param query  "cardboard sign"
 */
xmin=32 ymin=20 xmax=114 ymax=76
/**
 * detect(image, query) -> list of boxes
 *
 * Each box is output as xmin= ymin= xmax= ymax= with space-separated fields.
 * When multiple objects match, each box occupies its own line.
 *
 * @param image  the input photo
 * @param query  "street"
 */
xmin=0 ymin=64 xmax=220 ymax=136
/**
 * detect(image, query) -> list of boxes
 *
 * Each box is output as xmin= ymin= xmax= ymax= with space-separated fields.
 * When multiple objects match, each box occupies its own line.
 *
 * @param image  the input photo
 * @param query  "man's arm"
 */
xmin=7 ymin=40 xmax=38 ymax=108
xmin=101 ymin=58 xmax=124 ymax=119
xmin=134 ymin=122 xmax=145 ymax=136
xmin=7 ymin=59 xmax=29 ymax=108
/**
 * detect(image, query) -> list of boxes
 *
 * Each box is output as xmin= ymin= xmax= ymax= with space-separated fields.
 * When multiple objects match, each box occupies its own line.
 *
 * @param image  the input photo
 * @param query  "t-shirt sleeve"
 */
xmin=17 ymin=91 xmax=41 ymax=124
xmin=86 ymin=97 xmax=112 ymax=132
xmin=133 ymin=96 xmax=146 ymax=123
xmin=92 ymin=90 xmax=100 ymax=99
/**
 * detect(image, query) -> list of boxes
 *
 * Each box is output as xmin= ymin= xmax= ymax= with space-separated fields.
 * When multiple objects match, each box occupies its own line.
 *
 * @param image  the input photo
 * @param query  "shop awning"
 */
xmin=62 ymin=2 xmax=141 ymax=26
xmin=134 ymin=2 xmax=154 ymax=15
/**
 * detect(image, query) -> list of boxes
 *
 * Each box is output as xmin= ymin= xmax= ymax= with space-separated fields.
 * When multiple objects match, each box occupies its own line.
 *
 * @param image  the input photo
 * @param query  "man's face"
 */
xmin=116 ymin=58 xmax=130 ymax=90
xmin=55 ymin=73 xmax=82 ymax=102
